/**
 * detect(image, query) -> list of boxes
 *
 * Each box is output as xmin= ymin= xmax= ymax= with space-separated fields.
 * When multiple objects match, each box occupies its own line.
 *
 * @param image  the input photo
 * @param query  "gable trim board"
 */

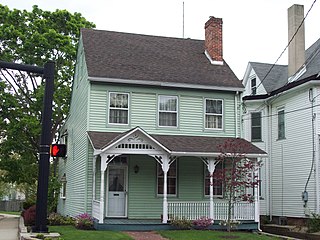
xmin=88 ymin=76 xmax=244 ymax=92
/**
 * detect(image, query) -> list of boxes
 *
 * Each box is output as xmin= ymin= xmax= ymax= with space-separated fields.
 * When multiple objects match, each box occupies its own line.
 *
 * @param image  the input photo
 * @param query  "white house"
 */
xmin=241 ymin=4 xmax=320 ymax=225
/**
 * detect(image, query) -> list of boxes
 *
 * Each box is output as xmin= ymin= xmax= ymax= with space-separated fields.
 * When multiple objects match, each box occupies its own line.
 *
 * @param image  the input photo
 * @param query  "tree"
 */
xmin=214 ymin=139 xmax=261 ymax=232
xmin=0 ymin=5 xmax=95 ymax=192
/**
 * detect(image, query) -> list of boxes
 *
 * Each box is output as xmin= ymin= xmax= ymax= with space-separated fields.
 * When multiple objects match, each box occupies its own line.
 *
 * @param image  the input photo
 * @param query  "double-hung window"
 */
xmin=278 ymin=108 xmax=285 ymax=139
xmin=204 ymin=161 xmax=223 ymax=197
xmin=251 ymin=112 xmax=262 ymax=141
xmin=157 ymin=161 xmax=177 ymax=195
xmin=158 ymin=95 xmax=178 ymax=127
xmin=205 ymin=99 xmax=223 ymax=129
xmin=109 ymin=92 xmax=129 ymax=124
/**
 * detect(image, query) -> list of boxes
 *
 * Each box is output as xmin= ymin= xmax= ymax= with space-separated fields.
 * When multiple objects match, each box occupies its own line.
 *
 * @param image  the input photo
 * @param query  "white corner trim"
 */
xmin=204 ymin=50 xmax=224 ymax=65
xmin=288 ymin=64 xmax=306 ymax=83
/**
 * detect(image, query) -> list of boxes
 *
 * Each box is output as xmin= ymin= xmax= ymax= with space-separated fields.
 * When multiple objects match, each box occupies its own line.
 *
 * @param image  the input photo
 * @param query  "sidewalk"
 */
xmin=0 ymin=214 xmax=19 ymax=240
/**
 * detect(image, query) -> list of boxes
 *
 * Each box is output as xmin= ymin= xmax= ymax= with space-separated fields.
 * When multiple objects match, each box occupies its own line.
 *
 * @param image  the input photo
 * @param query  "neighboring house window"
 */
xmin=278 ymin=109 xmax=285 ymax=139
xmin=157 ymin=161 xmax=177 ymax=195
xmin=204 ymin=161 xmax=223 ymax=197
xmin=251 ymin=78 xmax=257 ymax=95
xmin=158 ymin=95 xmax=178 ymax=127
xmin=60 ymin=174 xmax=67 ymax=199
xmin=109 ymin=92 xmax=129 ymax=124
xmin=251 ymin=112 xmax=262 ymax=142
xmin=205 ymin=99 xmax=223 ymax=129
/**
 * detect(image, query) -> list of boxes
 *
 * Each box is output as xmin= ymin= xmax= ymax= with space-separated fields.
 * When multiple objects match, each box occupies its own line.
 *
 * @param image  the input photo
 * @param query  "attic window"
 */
xmin=251 ymin=78 xmax=257 ymax=95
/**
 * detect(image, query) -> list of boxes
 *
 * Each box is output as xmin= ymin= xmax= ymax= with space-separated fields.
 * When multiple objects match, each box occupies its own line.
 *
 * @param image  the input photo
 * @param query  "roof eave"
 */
xmin=88 ymin=76 xmax=244 ymax=92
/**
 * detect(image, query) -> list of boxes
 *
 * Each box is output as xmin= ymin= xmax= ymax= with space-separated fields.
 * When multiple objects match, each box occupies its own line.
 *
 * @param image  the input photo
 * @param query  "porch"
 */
xmin=93 ymin=200 xmax=258 ymax=230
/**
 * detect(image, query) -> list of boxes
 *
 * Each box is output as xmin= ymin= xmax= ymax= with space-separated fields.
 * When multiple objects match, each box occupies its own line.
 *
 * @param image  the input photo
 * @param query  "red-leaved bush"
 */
xmin=23 ymin=205 xmax=36 ymax=226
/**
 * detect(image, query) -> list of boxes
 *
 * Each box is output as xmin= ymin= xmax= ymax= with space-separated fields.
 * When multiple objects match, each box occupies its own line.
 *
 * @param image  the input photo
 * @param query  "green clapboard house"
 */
xmin=57 ymin=16 xmax=266 ymax=230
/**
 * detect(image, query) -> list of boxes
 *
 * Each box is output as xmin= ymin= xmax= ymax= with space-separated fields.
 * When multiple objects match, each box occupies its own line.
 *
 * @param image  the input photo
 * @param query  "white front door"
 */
xmin=107 ymin=166 xmax=127 ymax=217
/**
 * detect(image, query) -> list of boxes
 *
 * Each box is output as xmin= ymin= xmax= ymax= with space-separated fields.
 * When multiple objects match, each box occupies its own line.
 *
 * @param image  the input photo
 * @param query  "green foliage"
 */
xmin=23 ymin=199 xmax=36 ymax=210
xmin=35 ymin=234 xmax=45 ymax=239
xmin=307 ymin=213 xmax=320 ymax=233
xmin=48 ymin=213 xmax=75 ymax=226
xmin=75 ymin=213 xmax=94 ymax=230
xmin=47 ymin=175 xmax=61 ymax=213
xmin=0 ymin=4 xmax=95 ymax=187
xmin=170 ymin=217 xmax=193 ymax=230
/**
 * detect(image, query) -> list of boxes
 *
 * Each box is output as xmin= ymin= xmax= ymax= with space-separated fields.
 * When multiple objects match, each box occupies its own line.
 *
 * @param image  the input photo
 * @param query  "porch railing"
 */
xmin=92 ymin=200 xmax=100 ymax=220
xmin=168 ymin=201 xmax=255 ymax=221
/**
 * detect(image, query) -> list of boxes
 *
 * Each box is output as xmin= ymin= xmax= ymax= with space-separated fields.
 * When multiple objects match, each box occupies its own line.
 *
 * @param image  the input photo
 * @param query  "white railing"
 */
xmin=168 ymin=201 xmax=209 ymax=220
xmin=168 ymin=201 xmax=255 ymax=221
xmin=92 ymin=200 xmax=100 ymax=220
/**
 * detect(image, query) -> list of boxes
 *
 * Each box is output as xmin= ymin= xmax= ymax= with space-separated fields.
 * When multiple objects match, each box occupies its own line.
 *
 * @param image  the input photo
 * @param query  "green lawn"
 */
xmin=0 ymin=211 xmax=21 ymax=215
xmin=49 ymin=226 xmax=281 ymax=240
xmin=159 ymin=230 xmax=280 ymax=240
xmin=49 ymin=226 xmax=133 ymax=240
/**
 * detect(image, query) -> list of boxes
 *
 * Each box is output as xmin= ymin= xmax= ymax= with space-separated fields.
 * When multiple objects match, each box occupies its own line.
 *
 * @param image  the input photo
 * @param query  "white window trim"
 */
xmin=251 ymin=77 xmax=257 ymax=95
xmin=108 ymin=92 xmax=130 ymax=125
xmin=204 ymin=98 xmax=224 ymax=130
xmin=158 ymin=95 xmax=178 ymax=128
xmin=60 ymin=174 xmax=67 ymax=200
xmin=157 ymin=161 xmax=177 ymax=197
xmin=204 ymin=162 xmax=223 ymax=198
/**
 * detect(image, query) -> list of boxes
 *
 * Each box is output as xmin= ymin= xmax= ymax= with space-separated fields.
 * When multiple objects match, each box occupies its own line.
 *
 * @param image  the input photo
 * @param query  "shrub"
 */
xmin=308 ymin=213 xmax=320 ymax=233
xmin=170 ymin=217 xmax=193 ymax=230
xmin=48 ymin=213 xmax=75 ymax=226
xmin=75 ymin=213 xmax=94 ymax=230
xmin=23 ymin=200 xmax=36 ymax=211
xmin=23 ymin=205 xmax=36 ymax=226
xmin=192 ymin=216 xmax=213 ymax=230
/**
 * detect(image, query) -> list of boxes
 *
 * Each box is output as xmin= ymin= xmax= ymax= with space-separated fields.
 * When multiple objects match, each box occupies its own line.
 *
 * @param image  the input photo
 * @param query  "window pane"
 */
xmin=159 ymin=112 xmax=177 ymax=126
xmin=157 ymin=161 xmax=177 ymax=195
xmin=159 ymin=96 xmax=177 ymax=111
xmin=278 ymin=110 xmax=285 ymax=139
xmin=251 ymin=112 xmax=261 ymax=141
xmin=251 ymin=78 xmax=256 ymax=95
xmin=206 ymin=100 xmax=222 ymax=114
xmin=205 ymin=115 xmax=222 ymax=129
xmin=109 ymin=109 xmax=128 ymax=124
xmin=110 ymin=93 xmax=128 ymax=108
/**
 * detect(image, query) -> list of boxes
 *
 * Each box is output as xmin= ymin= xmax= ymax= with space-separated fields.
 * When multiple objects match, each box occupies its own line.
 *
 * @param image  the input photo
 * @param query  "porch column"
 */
xmin=92 ymin=156 xmax=97 ymax=200
xmin=99 ymin=154 xmax=111 ymax=224
xmin=207 ymin=158 xmax=216 ymax=220
xmin=254 ymin=159 xmax=260 ymax=223
xmin=162 ymin=155 xmax=170 ymax=223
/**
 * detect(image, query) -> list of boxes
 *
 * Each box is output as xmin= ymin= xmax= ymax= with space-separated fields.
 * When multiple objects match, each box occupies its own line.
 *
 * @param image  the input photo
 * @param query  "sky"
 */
xmin=1 ymin=0 xmax=320 ymax=79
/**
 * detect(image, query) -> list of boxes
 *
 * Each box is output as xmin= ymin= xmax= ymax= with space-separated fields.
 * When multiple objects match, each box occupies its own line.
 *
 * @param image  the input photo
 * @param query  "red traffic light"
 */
xmin=50 ymin=144 xmax=67 ymax=157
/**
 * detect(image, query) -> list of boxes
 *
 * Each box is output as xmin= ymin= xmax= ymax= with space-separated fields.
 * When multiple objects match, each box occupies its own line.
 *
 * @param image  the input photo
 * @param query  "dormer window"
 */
xmin=251 ymin=78 xmax=257 ymax=95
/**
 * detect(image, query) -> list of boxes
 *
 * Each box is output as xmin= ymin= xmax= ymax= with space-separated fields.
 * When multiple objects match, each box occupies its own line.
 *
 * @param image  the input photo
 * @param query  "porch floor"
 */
xmin=94 ymin=218 xmax=258 ymax=231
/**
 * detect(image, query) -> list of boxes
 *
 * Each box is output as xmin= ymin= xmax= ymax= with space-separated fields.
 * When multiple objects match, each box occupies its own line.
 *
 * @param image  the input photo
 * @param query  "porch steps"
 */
xmin=94 ymin=219 xmax=258 ymax=231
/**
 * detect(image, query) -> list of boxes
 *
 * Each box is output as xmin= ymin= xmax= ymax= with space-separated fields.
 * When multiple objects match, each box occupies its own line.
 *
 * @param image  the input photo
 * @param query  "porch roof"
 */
xmin=87 ymin=128 xmax=266 ymax=157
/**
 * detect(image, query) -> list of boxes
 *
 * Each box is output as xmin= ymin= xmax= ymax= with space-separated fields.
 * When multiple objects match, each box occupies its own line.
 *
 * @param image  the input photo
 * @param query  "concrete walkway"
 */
xmin=0 ymin=214 xmax=19 ymax=240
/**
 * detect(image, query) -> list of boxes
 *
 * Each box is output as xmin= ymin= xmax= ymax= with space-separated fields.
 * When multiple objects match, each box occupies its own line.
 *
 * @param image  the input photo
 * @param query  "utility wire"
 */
xmin=252 ymin=0 xmax=317 ymax=96
xmin=242 ymin=102 xmax=320 ymax=122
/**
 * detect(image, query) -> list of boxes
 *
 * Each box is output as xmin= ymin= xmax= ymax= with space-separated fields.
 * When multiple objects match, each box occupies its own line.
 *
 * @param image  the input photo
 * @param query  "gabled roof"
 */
xmin=87 ymin=128 xmax=267 ymax=157
xmin=250 ymin=62 xmax=288 ymax=93
xmin=244 ymin=37 xmax=320 ymax=100
xmin=80 ymin=29 xmax=243 ymax=91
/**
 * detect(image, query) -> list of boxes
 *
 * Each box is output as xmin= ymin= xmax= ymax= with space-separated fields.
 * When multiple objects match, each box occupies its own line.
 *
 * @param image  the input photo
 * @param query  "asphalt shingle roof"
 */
xmin=81 ymin=28 xmax=243 ymax=89
xmin=249 ymin=37 xmax=320 ymax=94
xmin=87 ymin=131 xmax=266 ymax=155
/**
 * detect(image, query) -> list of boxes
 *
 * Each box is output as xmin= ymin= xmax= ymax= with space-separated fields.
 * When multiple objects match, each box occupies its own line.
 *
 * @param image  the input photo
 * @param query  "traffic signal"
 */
xmin=50 ymin=144 xmax=67 ymax=157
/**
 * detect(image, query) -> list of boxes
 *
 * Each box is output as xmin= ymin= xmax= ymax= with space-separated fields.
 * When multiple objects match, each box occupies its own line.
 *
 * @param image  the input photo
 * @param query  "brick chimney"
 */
xmin=205 ymin=16 xmax=223 ymax=65
xmin=288 ymin=4 xmax=305 ymax=77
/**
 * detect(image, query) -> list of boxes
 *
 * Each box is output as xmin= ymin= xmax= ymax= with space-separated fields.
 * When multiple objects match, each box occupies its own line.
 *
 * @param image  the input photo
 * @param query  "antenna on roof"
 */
xmin=182 ymin=1 xmax=185 ymax=38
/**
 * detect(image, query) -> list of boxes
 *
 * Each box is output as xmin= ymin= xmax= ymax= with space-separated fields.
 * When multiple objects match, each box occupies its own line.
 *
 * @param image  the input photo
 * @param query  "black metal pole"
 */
xmin=33 ymin=61 xmax=55 ymax=233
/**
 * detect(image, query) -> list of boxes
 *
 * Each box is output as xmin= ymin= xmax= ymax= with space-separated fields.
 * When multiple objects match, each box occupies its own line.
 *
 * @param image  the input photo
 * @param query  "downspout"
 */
xmin=235 ymin=92 xmax=239 ymax=137
xmin=267 ymin=101 xmax=273 ymax=222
